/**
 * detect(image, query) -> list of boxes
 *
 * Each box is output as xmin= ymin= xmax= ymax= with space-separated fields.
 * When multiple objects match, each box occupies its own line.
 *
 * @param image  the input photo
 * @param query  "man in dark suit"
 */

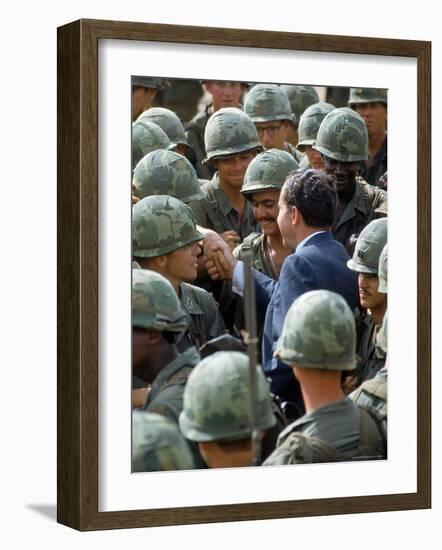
xmin=206 ymin=169 xmax=358 ymax=419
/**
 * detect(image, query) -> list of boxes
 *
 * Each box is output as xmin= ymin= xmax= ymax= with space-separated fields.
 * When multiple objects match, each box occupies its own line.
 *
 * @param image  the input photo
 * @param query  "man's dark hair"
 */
xmin=282 ymin=168 xmax=337 ymax=228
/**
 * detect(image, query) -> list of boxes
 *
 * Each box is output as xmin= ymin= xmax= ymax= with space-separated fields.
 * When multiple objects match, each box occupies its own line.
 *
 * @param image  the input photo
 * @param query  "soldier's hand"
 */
xmin=341 ymin=375 xmax=359 ymax=395
xmin=132 ymin=182 xmax=140 ymax=205
xmin=205 ymin=242 xmax=236 ymax=280
xmin=220 ymin=230 xmax=241 ymax=250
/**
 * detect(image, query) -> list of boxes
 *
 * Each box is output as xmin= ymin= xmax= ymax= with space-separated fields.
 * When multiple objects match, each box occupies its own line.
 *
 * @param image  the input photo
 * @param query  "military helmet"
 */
xmin=347 ymin=218 xmax=388 ymax=274
xmin=280 ymin=85 xmax=320 ymax=123
xmin=133 ymin=149 xmax=204 ymax=203
xmin=241 ymin=149 xmax=299 ymax=197
xmin=313 ymin=107 xmax=369 ymax=162
xmin=132 ymin=76 xmax=167 ymax=90
xmin=348 ymin=88 xmax=387 ymax=106
xmin=243 ymin=83 xmax=295 ymax=123
xmin=275 ymin=289 xmax=356 ymax=370
xmin=132 ymin=268 xmax=189 ymax=333
xmin=132 ymin=195 xmax=204 ymax=258
xmin=203 ymin=107 xmax=262 ymax=163
xmin=137 ymin=107 xmax=189 ymax=146
xmin=296 ymin=102 xmax=335 ymax=151
xmin=132 ymin=411 xmax=195 ymax=472
xmin=376 ymin=311 xmax=388 ymax=355
xmin=179 ymin=351 xmax=276 ymax=442
xmin=132 ymin=120 xmax=174 ymax=168
xmin=378 ymin=244 xmax=388 ymax=293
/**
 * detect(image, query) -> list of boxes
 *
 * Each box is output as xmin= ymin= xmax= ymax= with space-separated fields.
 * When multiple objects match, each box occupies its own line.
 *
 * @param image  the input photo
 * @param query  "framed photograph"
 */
xmin=57 ymin=19 xmax=431 ymax=531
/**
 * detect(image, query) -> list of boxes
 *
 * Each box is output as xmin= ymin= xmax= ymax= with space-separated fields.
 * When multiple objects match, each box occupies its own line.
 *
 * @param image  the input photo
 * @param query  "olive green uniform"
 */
xmin=177 ymin=282 xmax=226 ymax=353
xmin=355 ymin=313 xmax=386 ymax=384
xmin=233 ymin=233 xmax=280 ymax=279
xmin=185 ymin=103 xmax=215 ymax=180
xmin=189 ymin=174 xmax=259 ymax=241
xmin=332 ymin=176 xmax=387 ymax=254
xmin=350 ymin=367 xmax=387 ymax=417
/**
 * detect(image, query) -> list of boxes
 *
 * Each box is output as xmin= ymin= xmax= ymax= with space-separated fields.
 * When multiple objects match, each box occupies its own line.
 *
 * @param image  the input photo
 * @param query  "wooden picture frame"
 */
xmin=57 ymin=18 xmax=431 ymax=531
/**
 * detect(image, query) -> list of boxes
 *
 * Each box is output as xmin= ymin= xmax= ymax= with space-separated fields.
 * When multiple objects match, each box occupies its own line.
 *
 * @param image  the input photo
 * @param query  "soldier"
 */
xmin=136 ymin=106 xmax=190 ymax=157
xmin=132 ymin=195 xmax=226 ymax=353
xmin=263 ymin=290 xmax=386 ymax=465
xmin=205 ymin=169 xmax=358 ymax=415
xmin=132 ymin=149 xmax=204 ymax=203
xmin=313 ymin=107 xmax=387 ymax=254
xmin=279 ymin=84 xmax=320 ymax=147
xmin=186 ymin=80 xmax=247 ymax=179
xmin=243 ymin=83 xmax=301 ymax=162
xmin=132 ymin=411 xmax=196 ymax=472
xmin=189 ymin=107 xmax=263 ymax=247
xmin=233 ymin=149 xmax=298 ymax=279
xmin=152 ymin=78 xmax=204 ymax=124
xmin=131 ymin=76 xmax=167 ymax=121
xmin=346 ymin=218 xmax=388 ymax=385
xmin=132 ymin=119 xmax=174 ymax=169
xmin=348 ymin=88 xmax=388 ymax=187
xmin=179 ymin=351 xmax=277 ymax=468
xmin=296 ymin=102 xmax=335 ymax=170
xmin=350 ymin=243 xmax=388 ymax=417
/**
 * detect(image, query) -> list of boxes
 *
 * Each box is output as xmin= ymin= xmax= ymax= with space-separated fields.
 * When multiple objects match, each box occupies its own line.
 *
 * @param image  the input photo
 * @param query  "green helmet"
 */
xmin=132 ymin=195 xmax=204 ymax=258
xmin=132 ymin=76 xmax=168 ymax=90
xmin=133 ymin=149 xmax=204 ymax=203
xmin=132 ymin=411 xmax=195 ymax=472
xmin=313 ymin=107 xmax=369 ymax=162
xmin=376 ymin=311 xmax=388 ymax=355
xmin=241 ymin=148 xmax=298 ymax=197
xmin=378 ymin=244 xmax=388 ymax=293
xmin=275 ymin=289 xmax=356 ymax=370
xmin=296 ymin=102 xmax=335 ymax=151
xmin=347 ymin=218 xmax=388 ymax=274
xmin=348 ymin=88 xmax=387 ymax=106
xmin=280 ymin=85 xmax=320 ymax=123
xmin=244 ymin=83 xmax=295 ymax=123
xmin=203 ymin=107 xmax=262 ymax=163
xmin=132 ymin=268 xmax=189 ymax=333
xmin=137 ymin=107 xmax=189 ymax=146
xmin=179 ymin=351 xmax=276 ymax=442
xmin=132 ymin=120 xmax=174 ymax=168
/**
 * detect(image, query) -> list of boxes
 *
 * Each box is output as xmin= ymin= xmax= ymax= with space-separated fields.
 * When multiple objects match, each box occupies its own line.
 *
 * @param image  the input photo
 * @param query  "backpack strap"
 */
xmin=200 ymin=180 xmax=231 ymax=234
xmin=263 ymin=432 xmax=341 ymax=465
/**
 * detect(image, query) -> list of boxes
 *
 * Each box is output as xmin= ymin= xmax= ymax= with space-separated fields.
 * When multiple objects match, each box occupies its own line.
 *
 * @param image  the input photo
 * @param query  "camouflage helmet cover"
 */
xmin=132 ymin=120 xmax=174 ymax=168
xmin=244 ymin=83 xmax=295 ymax=123
xmin=132 ymin=411 xmax=195 ymax=472
xmin=132 ymin=268 xmax=189 ymax=333
xmin=179 ymin=351 xmax=277 ymax=442
xmin=347 ymin=218 xmax=388 ymax=274
xmin=378 ymin=244 xmax=388 ymax=293
xmin=132 ymin=76 xmax=168 ymax=90
xmin=376 ymin=310 xmax=388 ymax=355
xmin=313 ymin=107 xmax=369 ymax=162
xmin=132 ymin=195 xmax=204 ymax=258
xmin=203 ymin=107 xmax=263 ymax=163
xmin=296 ymin=102 xmax=336 ymax=150
xmin=348 ymin=88 xmax=388 ymax=106
xmin=280 ymin=85 xmax=320 ymax=122
xmin=241 ymin=148 xmax=299 ymax=197
xmin=133 ymin=149 xmax=204 ymax=203
xmin=275 ymin=289 xmax=356 ymax=370
xmin=137 ymin=107 xmax=189 ymax=146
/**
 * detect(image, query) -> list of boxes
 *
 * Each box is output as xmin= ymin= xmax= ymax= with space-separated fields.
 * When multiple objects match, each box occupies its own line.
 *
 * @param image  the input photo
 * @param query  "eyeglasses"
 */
xmin=255 ymin=123 xmax=283 ymax=136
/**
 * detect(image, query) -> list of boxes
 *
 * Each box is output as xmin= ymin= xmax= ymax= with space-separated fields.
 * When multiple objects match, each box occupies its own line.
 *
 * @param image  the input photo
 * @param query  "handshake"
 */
xmin=200 ymin=228 xmax=239 ymax=281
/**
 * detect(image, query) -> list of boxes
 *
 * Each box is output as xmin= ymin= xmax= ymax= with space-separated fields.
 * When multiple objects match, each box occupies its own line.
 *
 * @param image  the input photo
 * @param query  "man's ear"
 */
xmin=291 ymin=205 xmax=301 ymax=226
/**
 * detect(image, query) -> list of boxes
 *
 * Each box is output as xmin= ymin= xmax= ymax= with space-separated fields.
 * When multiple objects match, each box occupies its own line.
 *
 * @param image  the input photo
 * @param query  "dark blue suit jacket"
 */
xmin=253 ymin=231 xmax=358 ymax=412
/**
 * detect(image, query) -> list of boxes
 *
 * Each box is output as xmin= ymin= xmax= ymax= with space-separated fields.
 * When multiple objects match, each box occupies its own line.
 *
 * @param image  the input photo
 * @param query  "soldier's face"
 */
xmin=204 ymin=81 xmax=244 ymax=111
xmin=358 ymin=273 xmax=387 ymax=312
xmin=255 ymin=121 xmax=289 ymax=150
xmin=250 ymin=190 xmax=281 ymax=237
xmin=214 ymin=152 xmax=256 ymax=189
xmin=131 ymin=86 xmax=157 ymax=120
xmin=304 ymin=145 xmax=325 ymax=170
xmin=322 ymin=156 xmax=359 ymax=194
xmin=164 ymin=241 xmax=201 ymax=284
xmin=354 ymin=102 xmax=387 ymax=137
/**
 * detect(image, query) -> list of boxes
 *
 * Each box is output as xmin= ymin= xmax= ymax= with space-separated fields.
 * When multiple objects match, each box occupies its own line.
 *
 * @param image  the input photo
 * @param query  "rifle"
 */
xmin=242 ymin=250 xmax=261 ymax=466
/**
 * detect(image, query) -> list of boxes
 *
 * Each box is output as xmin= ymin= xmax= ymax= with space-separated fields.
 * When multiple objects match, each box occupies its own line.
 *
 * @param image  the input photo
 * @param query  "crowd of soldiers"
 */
xmin=130 ymin=77 xmax=388 ymax=471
